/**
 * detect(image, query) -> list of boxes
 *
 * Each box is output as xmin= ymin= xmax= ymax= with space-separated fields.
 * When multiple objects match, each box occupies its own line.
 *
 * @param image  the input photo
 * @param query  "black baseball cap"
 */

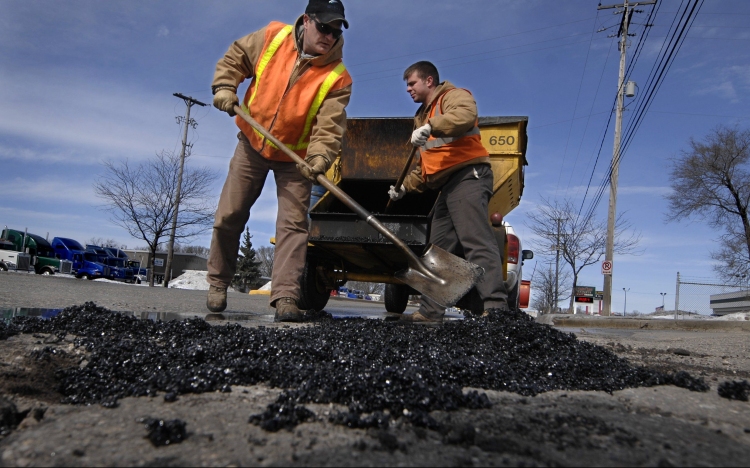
xmin=305 ymin=0 xmax=349 ymax=29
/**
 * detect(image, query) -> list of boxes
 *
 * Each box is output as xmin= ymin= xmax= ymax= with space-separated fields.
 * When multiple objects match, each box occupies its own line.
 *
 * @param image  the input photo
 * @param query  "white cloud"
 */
xmin=618 ymin=185 xmax=672 ymax=196
xmin=157 ymin=25 xmax=169 ymax=37
xmin=0 ymin=177 xmax=98 ymax=205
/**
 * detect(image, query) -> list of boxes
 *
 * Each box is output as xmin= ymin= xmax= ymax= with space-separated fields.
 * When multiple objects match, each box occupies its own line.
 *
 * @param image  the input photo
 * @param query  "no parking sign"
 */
xmin=601 ymin=260 xmax=613 ymax=275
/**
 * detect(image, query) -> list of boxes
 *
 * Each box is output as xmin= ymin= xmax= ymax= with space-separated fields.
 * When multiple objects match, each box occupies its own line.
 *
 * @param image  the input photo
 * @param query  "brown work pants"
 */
xmin=207 ymin=133 xmax=312 ymax=306
xmin=419 ymin=164 xmax=508 ymax=319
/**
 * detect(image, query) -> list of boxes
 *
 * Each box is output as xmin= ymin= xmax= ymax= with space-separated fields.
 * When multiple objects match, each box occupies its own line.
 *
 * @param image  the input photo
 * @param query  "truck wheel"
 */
xmin=298 ymin=259 xmax=331 ymax=311
xmin=384 ymin=283 xmax=410 ymax=313
xmin=81 ymin=273 xmax=92 ymax=280
xmin=507 ymin=282 xmax=520 ymax=311
xmin=0 ymin=264 xmax=7 ymax=272
xmin=41 ymin=268 xmax=54 ymax=276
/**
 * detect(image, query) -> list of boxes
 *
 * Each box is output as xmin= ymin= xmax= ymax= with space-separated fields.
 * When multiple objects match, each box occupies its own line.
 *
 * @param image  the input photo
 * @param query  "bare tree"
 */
xmin=256 ymin=245 xmax=275 ymax=278
xmin=667 ymin=125 xmax=750 ymax=282
xmin=94 ymin=150 xmax=217 ymax=286
xmin=526 ymin=197 xmax=641 ymax=313
xmin=172 ymin=243 xmax=210 ymax=257
xmin=530 ymin=264 xmax=572 ymax=313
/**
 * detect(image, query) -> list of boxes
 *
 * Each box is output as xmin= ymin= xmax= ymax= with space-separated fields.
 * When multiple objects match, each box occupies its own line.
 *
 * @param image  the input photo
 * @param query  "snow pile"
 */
xmin=258 ymin=280 xmax=272 ymax=291
xmin=713 ymin=311 xmax=750 ymax=321
xmin=168 ymin=270 xmax=229 ymax=291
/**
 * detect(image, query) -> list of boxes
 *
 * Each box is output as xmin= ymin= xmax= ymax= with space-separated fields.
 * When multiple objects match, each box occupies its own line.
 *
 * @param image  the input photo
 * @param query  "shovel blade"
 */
xmin=394 ymin=244 xmax=484 ymax=308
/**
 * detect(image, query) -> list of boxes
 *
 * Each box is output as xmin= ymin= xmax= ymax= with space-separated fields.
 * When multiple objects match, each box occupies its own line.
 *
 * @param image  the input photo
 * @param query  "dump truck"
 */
xmin=302 ymin=116 xmax=533 ymax=313
xmin=1 ymin=228 xmax=73 ymax=275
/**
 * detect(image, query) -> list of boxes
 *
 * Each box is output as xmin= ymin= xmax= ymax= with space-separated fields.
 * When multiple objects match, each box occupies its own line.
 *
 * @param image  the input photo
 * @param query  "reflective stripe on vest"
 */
xmin=242 ymin=25 xmax=293 ymax=113
xmin=424 ymin=92 xmax=482 ymax=150
xmin=423 ymin=127 xmax=481 ymax=149
xmin=239 ymin=24 xmax=349 ymax=154
xmin=419 ymin=88 xmax=489 ymax=177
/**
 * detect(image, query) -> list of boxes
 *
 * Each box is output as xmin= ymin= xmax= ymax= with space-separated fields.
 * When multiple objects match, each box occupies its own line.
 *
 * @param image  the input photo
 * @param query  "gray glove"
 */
xmin=298 ymin=155 xmax=328 ymax=183
xmin=410 ymin=123 xmax=431 ymax=146
xmin=388 ymin=184 xmax=406 ymax=201
xmin=213 ymin=89 xmax=238 ymax=116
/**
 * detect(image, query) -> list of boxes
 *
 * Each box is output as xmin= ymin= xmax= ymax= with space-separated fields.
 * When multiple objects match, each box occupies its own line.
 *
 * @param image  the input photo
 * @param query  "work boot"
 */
xmin=206 ymin=285 xmax=227 ymax=313
xmin=399 ymin=311 xmax=443 ymax=324
xmin=274 ymin=297 xmax=304 ymax=323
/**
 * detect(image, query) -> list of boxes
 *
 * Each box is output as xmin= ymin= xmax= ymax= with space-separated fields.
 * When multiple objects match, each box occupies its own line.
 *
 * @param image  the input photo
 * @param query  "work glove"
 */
xmin=298 ymin=155 xmax=328 ymax=183
xmin=410 ymin=123 xmax=432 ymax=147
xmin=213 ymin=89 xmax=239 ymax=116
xmin=388 ymin=184 xmax=406 ymax=201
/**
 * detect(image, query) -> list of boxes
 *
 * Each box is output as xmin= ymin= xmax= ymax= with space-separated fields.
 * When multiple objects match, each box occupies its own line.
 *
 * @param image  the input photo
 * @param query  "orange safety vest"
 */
xmin=235 ymin=21 xmax=352 ymax=162
xmin=420 ymin=89 xmax=489 ymax=177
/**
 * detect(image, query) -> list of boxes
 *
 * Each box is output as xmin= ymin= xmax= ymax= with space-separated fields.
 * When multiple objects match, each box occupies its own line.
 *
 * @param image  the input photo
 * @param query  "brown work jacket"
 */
xmin=403 ymin=81 xmax=491 ymax=192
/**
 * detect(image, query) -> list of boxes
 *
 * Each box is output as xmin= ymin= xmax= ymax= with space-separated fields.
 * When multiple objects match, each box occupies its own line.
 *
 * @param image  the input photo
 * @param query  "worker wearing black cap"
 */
xmin=207 ymin=1 xmax=352 ymax=322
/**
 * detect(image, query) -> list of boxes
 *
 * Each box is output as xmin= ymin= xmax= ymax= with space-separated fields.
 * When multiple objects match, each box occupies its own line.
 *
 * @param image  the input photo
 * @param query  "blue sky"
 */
xmin=1 ymin=1 xmax=749 ymax=313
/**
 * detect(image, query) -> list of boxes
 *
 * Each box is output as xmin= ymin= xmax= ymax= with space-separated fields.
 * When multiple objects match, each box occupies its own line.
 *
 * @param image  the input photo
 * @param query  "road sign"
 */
xmin=601 ymin=260 xmax=613 ymax=275
xmin=574 ymin=286 xmax=596 ymax=297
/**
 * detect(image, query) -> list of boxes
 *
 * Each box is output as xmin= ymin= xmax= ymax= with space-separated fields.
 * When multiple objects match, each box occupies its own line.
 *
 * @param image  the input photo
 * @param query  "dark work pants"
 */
xmin=207 ymin=133 xmax=312 ymax=306
xmin=418 ymin=164 xmax=508 ymax=319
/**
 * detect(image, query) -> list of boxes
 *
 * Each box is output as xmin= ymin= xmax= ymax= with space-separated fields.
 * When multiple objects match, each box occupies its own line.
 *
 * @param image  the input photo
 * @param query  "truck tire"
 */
xmin=40 ymin=267 xmax=55 ymax=276
xmin=384 ymin=283 xmax=410 ymax=314
xmin=81 ymin=273 xmax=92 ymax=280
xmin=298 ymin=258 xmax=331 ymax=311
xmin=507 ymin=282 xmax=520 ymax=311
xmin=0 ymin=263 xmax=7 ymax=272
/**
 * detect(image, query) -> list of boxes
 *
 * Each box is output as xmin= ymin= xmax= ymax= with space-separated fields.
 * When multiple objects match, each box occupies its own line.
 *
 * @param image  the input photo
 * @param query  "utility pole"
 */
xmin=554 ymin=218 xmax=562 ymax=314
xmin=163 ymin=93 xmax=207 ymax=288
xmin=598 ymin=0 xmax=656 ymax=315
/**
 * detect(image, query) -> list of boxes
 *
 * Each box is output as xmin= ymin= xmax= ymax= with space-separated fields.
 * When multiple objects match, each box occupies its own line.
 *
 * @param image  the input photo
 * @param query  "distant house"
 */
xmin=123 ymin=250 xmax=207 ymax=282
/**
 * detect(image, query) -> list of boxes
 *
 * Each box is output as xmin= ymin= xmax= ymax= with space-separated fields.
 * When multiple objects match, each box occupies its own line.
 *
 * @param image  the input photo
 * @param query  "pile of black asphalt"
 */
xmin=2 ymin=302 xmax=709 ymax=432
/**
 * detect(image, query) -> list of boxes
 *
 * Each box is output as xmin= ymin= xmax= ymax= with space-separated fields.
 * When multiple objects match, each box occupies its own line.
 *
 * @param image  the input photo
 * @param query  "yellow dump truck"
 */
xmin=302 ymin=116 xmax=532 ymax=313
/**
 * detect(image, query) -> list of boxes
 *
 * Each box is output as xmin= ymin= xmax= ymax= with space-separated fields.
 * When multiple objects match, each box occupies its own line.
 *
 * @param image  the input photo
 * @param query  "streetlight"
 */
xmin=622 ymin=287 xmax=630 ymax=316
xmin=660 ymin=292 xmax=667 ymax=309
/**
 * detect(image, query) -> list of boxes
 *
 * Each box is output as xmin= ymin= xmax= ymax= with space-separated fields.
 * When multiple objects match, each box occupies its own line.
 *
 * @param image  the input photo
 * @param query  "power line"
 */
xmin=555 ymin=12 xmax=601 ymax=195
xmin=347 ymin=16 xmax=599 ymax=68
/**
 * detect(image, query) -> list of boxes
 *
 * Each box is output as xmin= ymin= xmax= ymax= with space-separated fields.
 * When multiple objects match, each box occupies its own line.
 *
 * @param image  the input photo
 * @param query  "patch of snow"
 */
xmin=168 ymin=270 xmax=236 ymax=292
xmin=713 ymin=311 xmax=750 ymax=321
xmin=258 ymin=280 xmax=272 ymax=291
xmin=93 ymin=278 xmax=128 ymax=284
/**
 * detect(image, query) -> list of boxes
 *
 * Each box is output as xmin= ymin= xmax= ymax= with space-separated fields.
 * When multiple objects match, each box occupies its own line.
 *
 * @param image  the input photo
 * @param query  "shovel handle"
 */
xmin=233 ymin=106 xmax=427 ymax=270
xmin=385 ymin=145 xmax=419 ymax=213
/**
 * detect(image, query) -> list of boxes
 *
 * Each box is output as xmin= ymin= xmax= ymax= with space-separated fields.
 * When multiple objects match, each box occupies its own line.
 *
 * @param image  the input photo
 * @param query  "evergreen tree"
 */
xmin=232 ymin=227 xmax=262 ymax=292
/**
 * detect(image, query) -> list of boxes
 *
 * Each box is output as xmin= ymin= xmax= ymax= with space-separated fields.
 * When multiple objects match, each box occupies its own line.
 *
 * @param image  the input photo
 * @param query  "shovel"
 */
xmin=234 ymin=107 xmax=483 ymax=307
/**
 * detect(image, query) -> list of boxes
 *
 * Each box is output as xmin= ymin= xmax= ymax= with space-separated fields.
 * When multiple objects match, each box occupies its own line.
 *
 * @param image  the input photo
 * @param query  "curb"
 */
xmin=538 ymin=314 xmax=750 ymax=332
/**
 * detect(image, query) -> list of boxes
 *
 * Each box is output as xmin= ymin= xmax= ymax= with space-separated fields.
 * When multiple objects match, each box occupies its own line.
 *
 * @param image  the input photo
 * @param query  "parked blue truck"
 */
xmin=51 ymin=237 xmax=109 ymax=280
xmin=86 ymin=244 xmax=134 ymax=283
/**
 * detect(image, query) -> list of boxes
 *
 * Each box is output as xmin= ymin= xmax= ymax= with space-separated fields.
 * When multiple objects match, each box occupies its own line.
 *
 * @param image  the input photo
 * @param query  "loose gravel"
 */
xmin=4 ymin=302 xmax=710 ymax=432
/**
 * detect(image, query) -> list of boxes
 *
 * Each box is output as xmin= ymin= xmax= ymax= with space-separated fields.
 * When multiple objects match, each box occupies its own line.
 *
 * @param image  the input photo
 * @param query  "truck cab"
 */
xmin=52 ymin=237 xmax=109 ymax=280
xmin=1 ymin=228 xmax=73 ymax=275
xmin=86 ymin=245 xmax=133 ymax=282
xmin=0 ymin=238 xmax=33 ymax=272
xmin=102 ymin=247 xmax=136 ymax=283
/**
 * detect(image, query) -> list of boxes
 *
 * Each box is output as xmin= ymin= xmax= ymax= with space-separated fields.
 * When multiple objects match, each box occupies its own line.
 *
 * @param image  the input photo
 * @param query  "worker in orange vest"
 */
xmin=389 ymin=61 xmax=509 ymax=323
xmin=207 ymin=0 xmax=352 ymax=322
